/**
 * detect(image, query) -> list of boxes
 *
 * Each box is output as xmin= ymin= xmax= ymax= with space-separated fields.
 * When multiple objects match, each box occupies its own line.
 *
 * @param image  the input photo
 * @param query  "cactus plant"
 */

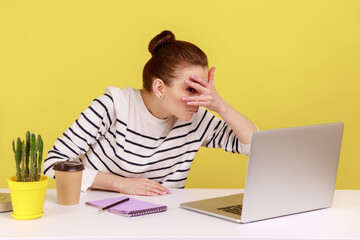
xmin=12 ymin=131 xmax=44 ymax=182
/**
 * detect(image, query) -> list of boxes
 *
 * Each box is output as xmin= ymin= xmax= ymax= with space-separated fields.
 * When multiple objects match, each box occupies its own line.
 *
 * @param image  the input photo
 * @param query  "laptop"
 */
xmin=180 ymin=122 xmax=344 ymax=223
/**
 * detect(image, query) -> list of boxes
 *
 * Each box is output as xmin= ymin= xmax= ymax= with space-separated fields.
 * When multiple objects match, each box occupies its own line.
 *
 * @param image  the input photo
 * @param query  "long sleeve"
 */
xmin=201 ymin=113 xmax=251 ymax=156
xmin=43 ymin=92 xmax=115 ymax=191
xmin=44 ymin=87 xmax=253 ymax=190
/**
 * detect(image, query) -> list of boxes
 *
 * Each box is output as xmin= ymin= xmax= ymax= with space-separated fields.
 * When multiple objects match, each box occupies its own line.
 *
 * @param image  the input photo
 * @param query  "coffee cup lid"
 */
xmin=53 ymin=161 xmax=85 ymax=172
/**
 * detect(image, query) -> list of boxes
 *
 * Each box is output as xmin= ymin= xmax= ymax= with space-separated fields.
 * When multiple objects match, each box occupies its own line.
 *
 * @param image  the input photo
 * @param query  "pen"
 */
xmin=99 ymin=197 xmax=130 ymax=212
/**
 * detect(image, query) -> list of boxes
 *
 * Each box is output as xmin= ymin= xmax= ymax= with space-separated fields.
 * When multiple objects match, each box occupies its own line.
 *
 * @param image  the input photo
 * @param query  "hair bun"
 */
xmin=148 ymin=30 xmax=175 ymax=56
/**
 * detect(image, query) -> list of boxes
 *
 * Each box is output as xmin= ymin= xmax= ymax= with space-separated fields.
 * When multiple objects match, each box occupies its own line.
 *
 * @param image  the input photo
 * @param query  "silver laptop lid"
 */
xmin=241 ymin=122 xmax=344 ymax=223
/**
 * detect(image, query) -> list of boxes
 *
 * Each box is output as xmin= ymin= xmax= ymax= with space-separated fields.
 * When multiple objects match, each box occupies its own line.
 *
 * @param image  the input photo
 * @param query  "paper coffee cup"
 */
xmin=53 ymin=161 xmax=84 ymax=205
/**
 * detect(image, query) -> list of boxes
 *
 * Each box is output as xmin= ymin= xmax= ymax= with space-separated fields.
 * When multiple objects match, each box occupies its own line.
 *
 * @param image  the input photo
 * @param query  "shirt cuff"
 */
xmin=81 ymin=167 xmax=99 ymax=192
xmin=240 ymin=143 xmax=251 ymax=156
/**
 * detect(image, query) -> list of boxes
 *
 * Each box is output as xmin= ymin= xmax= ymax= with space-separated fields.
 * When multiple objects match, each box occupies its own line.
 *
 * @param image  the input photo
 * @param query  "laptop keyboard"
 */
xmin=217 ymin=205 xmax=243 ymax=216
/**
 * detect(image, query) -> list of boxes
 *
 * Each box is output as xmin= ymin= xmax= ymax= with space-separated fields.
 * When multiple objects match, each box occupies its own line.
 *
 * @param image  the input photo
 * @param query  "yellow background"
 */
xmin=1 ymin=0 xmax=359 ymax=190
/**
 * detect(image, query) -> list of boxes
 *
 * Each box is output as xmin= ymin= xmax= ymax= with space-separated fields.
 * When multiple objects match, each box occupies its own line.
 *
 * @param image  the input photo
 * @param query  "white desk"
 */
xmin=0 ymin=189 xmax=359 ymax=240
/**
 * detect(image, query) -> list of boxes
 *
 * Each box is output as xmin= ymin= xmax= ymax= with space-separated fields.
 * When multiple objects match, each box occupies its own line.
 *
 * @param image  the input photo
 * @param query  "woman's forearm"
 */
xmin=90 ymin=171 xmax=171 ymax=196
xmin=91 ymin=171 xmax=122 ymax=192
xmin=216 ymin=98 xmax=258 ymax=144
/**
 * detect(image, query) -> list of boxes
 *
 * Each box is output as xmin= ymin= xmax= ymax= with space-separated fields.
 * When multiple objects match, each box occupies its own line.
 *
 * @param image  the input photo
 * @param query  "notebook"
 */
xmin=85 ymin=196 xmax=167 ymax=217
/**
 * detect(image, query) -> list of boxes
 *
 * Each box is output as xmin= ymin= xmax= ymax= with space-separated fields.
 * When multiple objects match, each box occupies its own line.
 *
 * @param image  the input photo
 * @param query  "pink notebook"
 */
xmin=85 ymin=196 xmax=167 ymax=217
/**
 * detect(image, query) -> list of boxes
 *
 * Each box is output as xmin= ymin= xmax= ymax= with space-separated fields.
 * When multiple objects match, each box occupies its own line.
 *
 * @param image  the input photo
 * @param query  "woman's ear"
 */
xmin=152 ymin=79 xmax=165 ymax=99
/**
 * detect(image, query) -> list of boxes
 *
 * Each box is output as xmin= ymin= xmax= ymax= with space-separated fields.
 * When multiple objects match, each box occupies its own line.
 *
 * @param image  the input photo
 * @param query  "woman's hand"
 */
xmin=182 ymin=66 xmax=257 ymax=144
xmin=91 ymin=172 xmax=171 ymax=197
xmin=182 ymin=67 xmax=226 ymax=113
xmin=118 ymin=177 xmax=171 ymax=197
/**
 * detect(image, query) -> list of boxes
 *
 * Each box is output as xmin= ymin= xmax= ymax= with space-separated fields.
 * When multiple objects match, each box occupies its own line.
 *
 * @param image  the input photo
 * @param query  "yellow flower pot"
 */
xmin=7 ymin=176 xmax=49 ymax=220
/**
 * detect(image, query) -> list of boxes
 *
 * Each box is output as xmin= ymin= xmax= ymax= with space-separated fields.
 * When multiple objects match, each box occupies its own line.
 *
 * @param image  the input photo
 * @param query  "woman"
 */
xmin=43 ymin=30 xmax=258 ymax=196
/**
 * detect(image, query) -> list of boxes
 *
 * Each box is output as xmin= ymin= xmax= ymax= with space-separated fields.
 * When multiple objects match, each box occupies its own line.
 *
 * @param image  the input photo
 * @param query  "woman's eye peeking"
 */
xmin=187 ymin=87 xmax=196 ymax=93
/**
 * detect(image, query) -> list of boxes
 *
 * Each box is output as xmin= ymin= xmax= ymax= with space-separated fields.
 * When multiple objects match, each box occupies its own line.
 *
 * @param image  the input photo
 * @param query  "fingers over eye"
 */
xmin=186 ymin=101 xmax=207 ymax=107
xmin=189 ymin=75 xmax=209 ymax=87
xmin=189 ymin=74 xmax=201 ymax=81
xmin=183 ymin=95 xmax=211 ymax=102
xmin=185 ymin=80 xmax=210 ymax=94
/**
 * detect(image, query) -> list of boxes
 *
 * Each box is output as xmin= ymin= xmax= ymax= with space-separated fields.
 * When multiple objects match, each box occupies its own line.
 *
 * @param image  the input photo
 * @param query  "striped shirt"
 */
xmin=43 ymin=87 xmax=250 ymax=191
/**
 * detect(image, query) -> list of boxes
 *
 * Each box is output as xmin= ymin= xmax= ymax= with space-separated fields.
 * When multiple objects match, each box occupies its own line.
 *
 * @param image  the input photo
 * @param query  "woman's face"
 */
xmin=163 ymin=65 xmax=208 ymax=121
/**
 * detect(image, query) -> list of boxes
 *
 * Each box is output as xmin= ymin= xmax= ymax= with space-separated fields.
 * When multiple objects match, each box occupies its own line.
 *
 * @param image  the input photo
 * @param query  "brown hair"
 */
xmin=142 ymin=30 xmax=208 ymax=91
